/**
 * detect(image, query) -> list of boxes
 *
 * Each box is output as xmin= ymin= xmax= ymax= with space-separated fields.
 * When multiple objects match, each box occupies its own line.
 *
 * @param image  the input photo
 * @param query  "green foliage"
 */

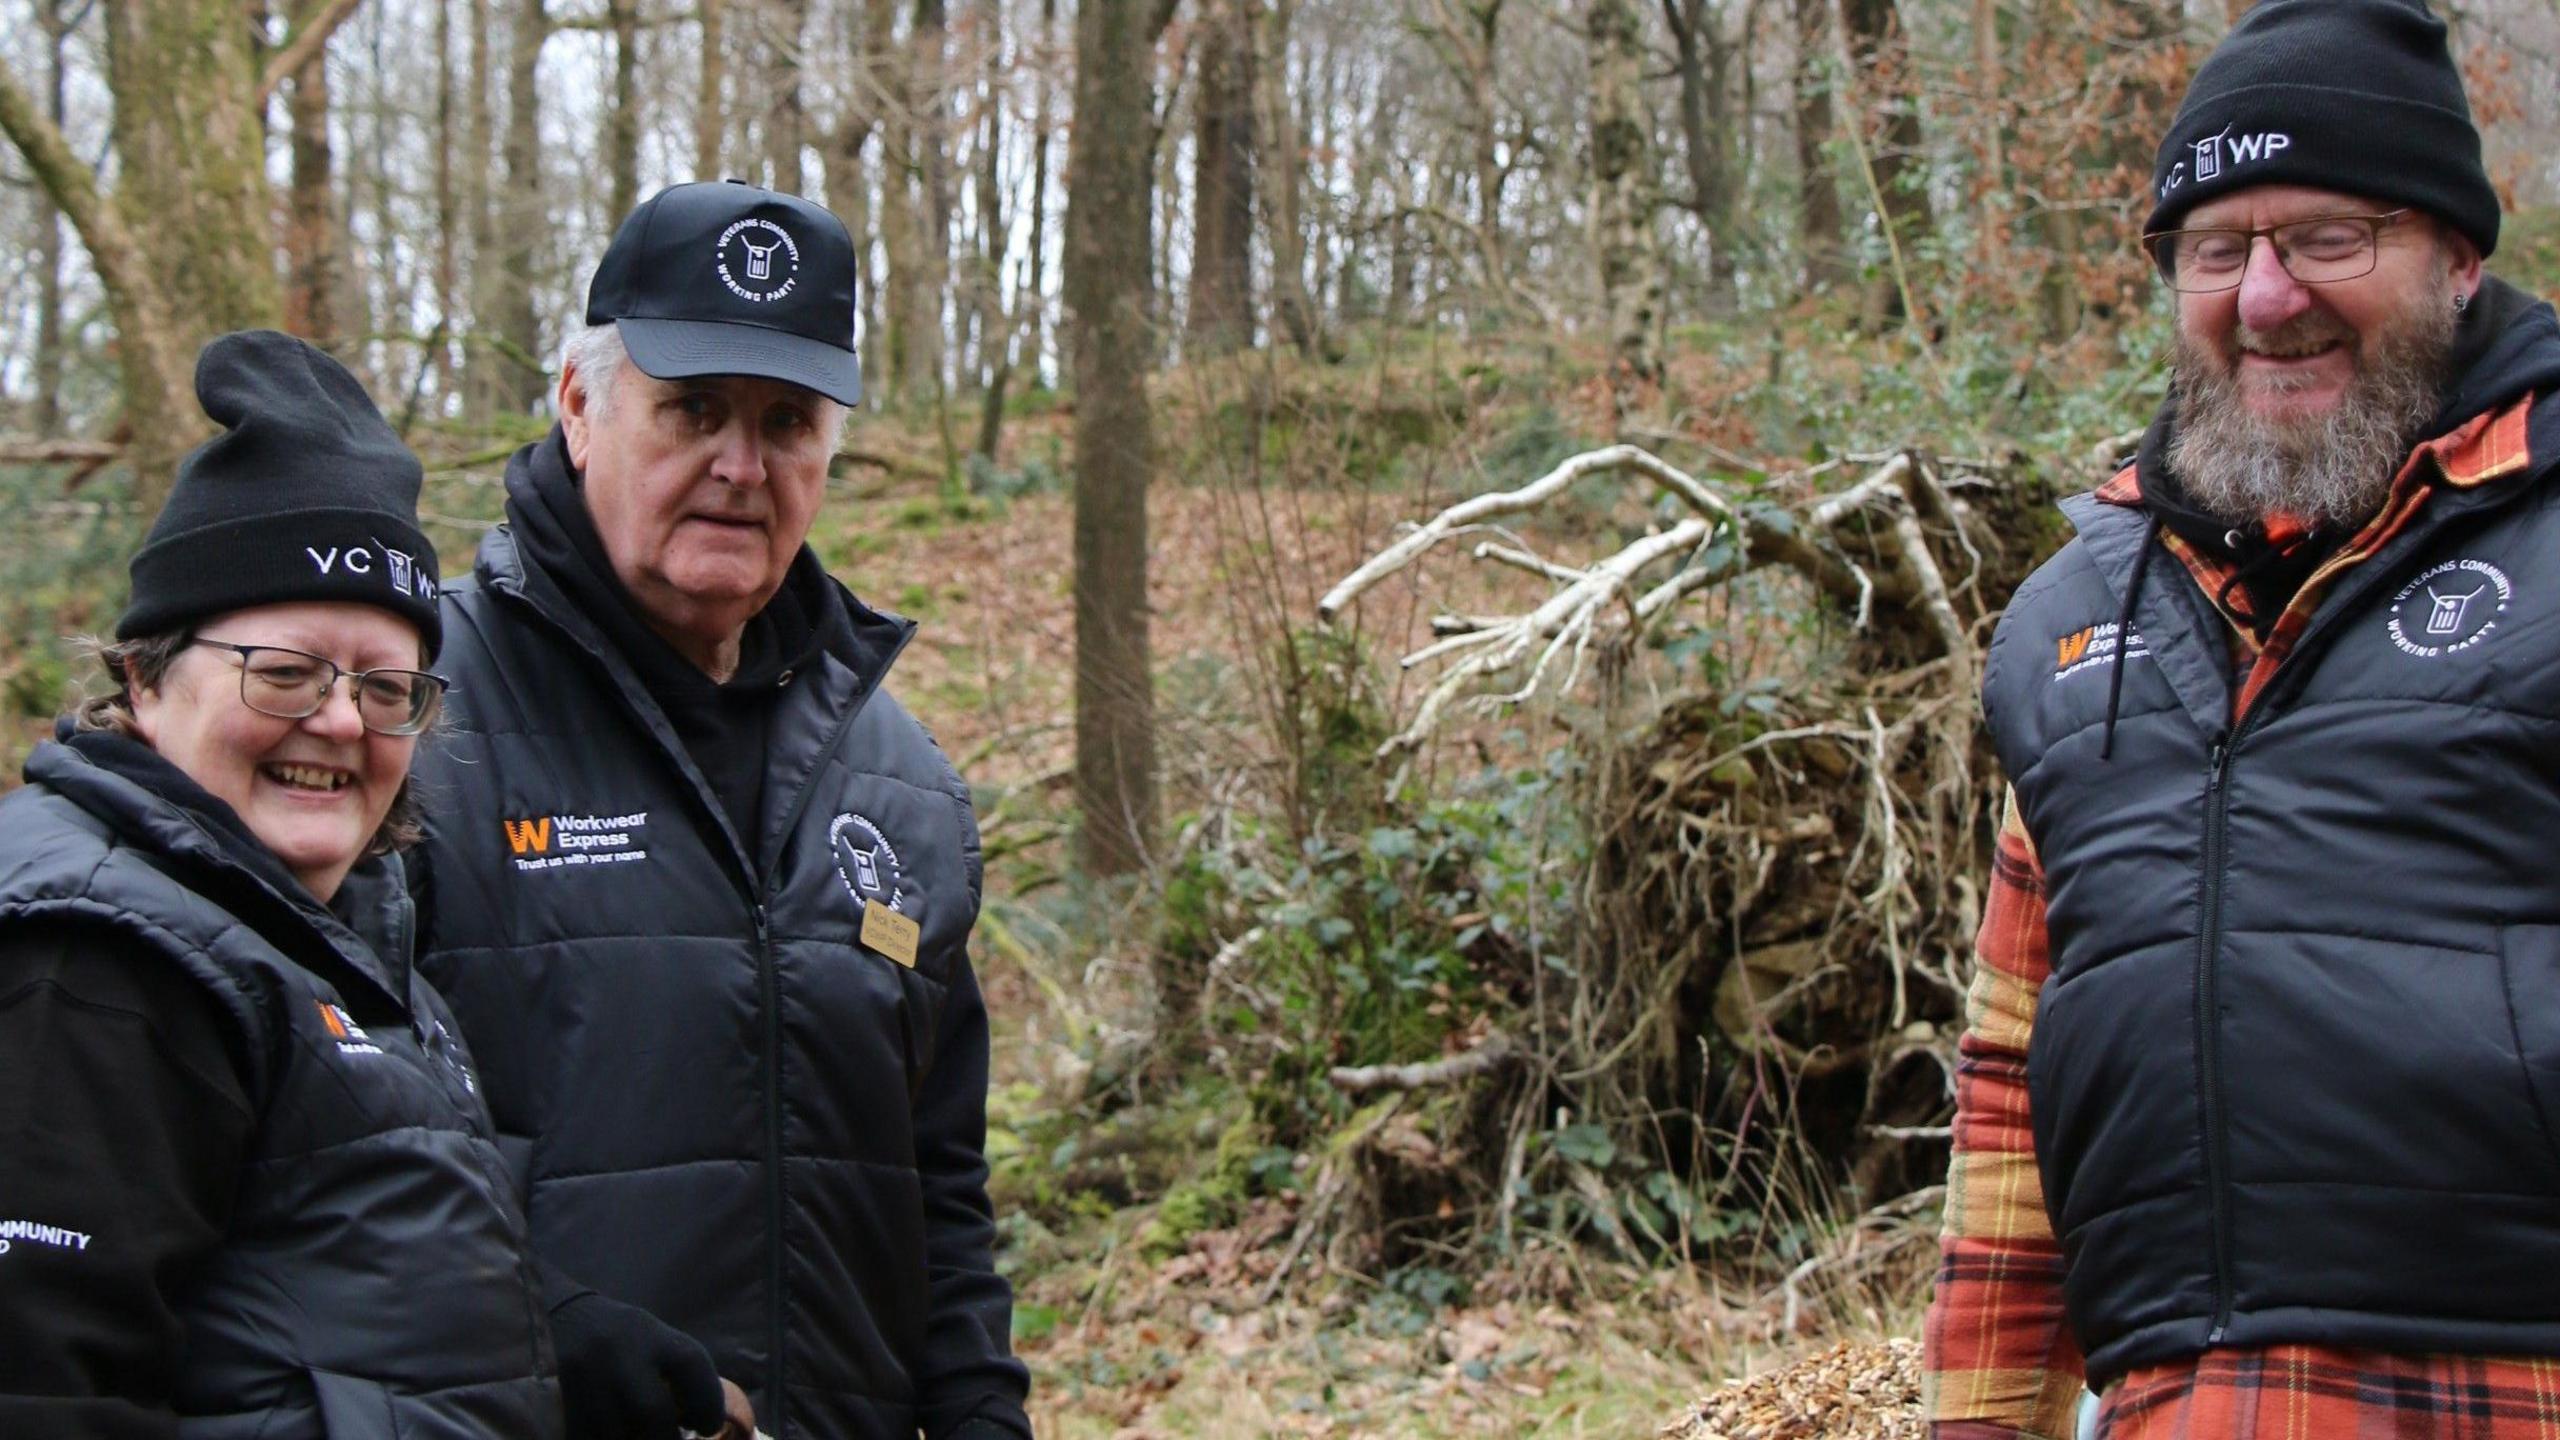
xmin=1139 ymin=1112 xmax=1269 ymax=1257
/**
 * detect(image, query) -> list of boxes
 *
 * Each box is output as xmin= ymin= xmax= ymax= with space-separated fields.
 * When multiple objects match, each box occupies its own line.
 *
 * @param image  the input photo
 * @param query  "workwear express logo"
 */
xmin=501 ymin=810 xmax=652 ymax=872
xmin=2052 ymin=620 xmax=2147 ymax=681
xmin=829 ymin=812 xmax=909 ymax=912
xmin=2387 ymin=558 xmax=2510 ymax=658
xmin=715 ymin=219 xmax=800 ymax=303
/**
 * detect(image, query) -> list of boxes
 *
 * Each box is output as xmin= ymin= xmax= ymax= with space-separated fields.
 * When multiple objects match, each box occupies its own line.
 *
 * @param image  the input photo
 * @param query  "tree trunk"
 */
xmin=284 ymin=32 xmax=342 ymax=345
xmin=485 ymin=0 xmax=550 ymax=413
xmin=763 ymin=0 xmax=807 ymax=191
xmin=1184 ymin=0 xmax=1255 ymax=356
xmin=973 ymin=0 xmax=1012 ymax=456
xmin=1252 ymin=0 xmax=1325 ymax=358
xmin=697 ymin=0 xmax=725 ymax=176
xmin=1791 ymin=0 xmax=1847 ymax=292
xmin=103 ymin=0 xmax=280 ymax=341
xmin=1664 ymin=0 xmax=1738 ymax=308
xmin=1841 ymin=0 xmax=1933 ymax=329
xmin=1587 ymin=0 xmax=1660 ymax=414
xmin=1065 ymin=0 xmax=1160 ymax=879
xmin=432 ymin=0 xmax=459 ymax=404
xmin=825 ymin=0 xmax=880 ymax=381
xmin=0 ymin=64 xmax=202 ymax=503
xmin=913 ymin=0 xmax=953 ymax=400
xmin=31 ymin=0 xmax=70 ymax=435
xmin=1023 ymin=0 xmax=1057 ymax=385
xmin=463 ymin=0 xmax=501 ymax=418
xmin=605 ymin=0 xmax=640 ymax=221
xmin=871 ymin=0 xmax=920 ymax=399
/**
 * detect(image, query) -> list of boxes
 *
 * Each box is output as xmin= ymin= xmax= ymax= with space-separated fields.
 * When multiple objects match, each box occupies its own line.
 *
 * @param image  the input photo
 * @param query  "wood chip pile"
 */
xmin=1659 ymin=1338 xmax=1925 ymax=1440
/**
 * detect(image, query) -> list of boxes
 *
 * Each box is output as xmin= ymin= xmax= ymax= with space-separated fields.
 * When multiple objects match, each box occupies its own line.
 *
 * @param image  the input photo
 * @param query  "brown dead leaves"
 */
xmin=1660 ymin=1338 xmax=1925 ymax=1440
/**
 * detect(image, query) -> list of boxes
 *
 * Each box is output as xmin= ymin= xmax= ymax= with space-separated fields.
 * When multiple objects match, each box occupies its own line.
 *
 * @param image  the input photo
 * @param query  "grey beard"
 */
xmin=2167 ymin=301 xmax=2457 ymax=531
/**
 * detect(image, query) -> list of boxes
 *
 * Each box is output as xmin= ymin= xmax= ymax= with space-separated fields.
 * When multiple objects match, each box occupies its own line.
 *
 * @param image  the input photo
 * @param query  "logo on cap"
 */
xmin=716 ymin=218 xmax=801 ymax=303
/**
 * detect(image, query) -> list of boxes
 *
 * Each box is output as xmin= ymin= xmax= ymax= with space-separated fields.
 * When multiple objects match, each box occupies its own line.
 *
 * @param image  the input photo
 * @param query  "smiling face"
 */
xmin=129 ymin=602 xmax=427 ymax=903
xmin=2165 ymin=184 xmax=2481 ymax=528
xmin=561 ymin=357 xmax=838 ymax=676
xmin=2173 ymin=184 xmax=2478 ymax=426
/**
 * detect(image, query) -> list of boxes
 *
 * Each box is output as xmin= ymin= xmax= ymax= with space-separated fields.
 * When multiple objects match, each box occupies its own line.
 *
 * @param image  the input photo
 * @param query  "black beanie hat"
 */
xmin=2147 ymin=0 xmax=2498 ymax=258
xmin=119 ymin=331 xmax=443 ymax=659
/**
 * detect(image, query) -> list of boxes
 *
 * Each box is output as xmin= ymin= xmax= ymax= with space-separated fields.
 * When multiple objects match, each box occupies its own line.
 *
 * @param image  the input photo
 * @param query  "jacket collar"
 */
xmin=23 ymin=735 xmax=413 ymax=1008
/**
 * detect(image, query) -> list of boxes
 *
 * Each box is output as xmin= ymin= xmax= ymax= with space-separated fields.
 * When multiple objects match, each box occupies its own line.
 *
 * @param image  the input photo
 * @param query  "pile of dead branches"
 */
xmin=1312 ymin=438 xmax=2076 ymax=1263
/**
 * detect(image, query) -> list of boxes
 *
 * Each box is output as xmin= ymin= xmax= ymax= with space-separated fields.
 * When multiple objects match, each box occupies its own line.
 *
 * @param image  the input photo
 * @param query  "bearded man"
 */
xmin=1924 ymin=2 xmax=2560 ymax=1437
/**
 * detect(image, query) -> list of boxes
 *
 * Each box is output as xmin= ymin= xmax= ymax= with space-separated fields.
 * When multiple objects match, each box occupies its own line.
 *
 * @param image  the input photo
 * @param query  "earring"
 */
xmin=2454 ymin=291 xmax=2471 ymax=314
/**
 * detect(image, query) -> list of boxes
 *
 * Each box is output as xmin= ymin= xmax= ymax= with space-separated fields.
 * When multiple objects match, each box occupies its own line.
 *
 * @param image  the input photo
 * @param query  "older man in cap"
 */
xmin=1926 ymin=2 xmax=2560 ymax=1436
xmin=412 ymin=181 xmax=1030 ymax=1440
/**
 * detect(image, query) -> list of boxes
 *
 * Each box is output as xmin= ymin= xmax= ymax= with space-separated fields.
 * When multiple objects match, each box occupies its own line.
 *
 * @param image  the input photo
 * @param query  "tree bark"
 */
xmin=1841 ymin=0 xmax=1933 ymax=329
xmin=102 ymin=0 xmax=281 ymax=343
xmin=697 ymin=0 xmax=725 ymax=176
xmin=763 ymin=0 xmax=807 ymax=191
xmin=1251 ymin=0 xmax=1325 ymax=358
xmin=284 ymin=25 xmax=343 ymax=345
xmin=485 ymin=0 xmax=551 ymax=413
xmin=1587 ymin=0 xmax=1660 ymax=409
xmin=463 ymin=0 xmax=501 ymax=418
xmin=31 ymin=0 xmax=70 ymax=435
xmin=432 ymin=0 xmax=460 ymax=404
xmin=912 ymin=0 xmax=953 ymax=398
xmin=972 ymin=0 xmax=1012 ymax=455
xmin=1023 ymin=0 xmax=1057 ymax=385
xmin=0 ymin=64 xmax=203 ymax=502
xmin=1065 ymin=0 xmax=1160 ymax=878
xmin=1185 ymin=0 xmax=1255 ymax=355
xmin=605 ymin=0 xmax=640 ymax=221
xmin=1791 ymin=0 xmax=1848 ymax=292
xmin=870 ymin=0 xmax=920 ymax=398
xmin=1663 ymin=0 xmax=1738 ymax=307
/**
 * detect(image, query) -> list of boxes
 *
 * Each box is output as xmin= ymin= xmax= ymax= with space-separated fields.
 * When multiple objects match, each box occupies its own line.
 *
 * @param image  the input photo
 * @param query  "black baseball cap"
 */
xmin=585 ymin=179 xmax=863 ymax=405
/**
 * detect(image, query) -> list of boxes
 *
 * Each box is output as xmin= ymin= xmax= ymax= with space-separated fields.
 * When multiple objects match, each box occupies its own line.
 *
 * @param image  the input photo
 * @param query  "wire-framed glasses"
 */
xmin=190 ymin=639 xmax=449 ymax=736
xmin=2143 ymin=209 xmax=2413 ymax=294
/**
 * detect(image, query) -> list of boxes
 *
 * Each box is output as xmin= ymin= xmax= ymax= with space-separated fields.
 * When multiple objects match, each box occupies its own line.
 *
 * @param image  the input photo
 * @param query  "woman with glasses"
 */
xmin=0 ymin=333 xmax=743 ymax=1440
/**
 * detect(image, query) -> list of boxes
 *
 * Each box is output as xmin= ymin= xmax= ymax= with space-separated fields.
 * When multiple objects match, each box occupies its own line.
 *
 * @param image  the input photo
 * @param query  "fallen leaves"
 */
xmin=1660 ymin=1338 xmax=1925 ymax=1440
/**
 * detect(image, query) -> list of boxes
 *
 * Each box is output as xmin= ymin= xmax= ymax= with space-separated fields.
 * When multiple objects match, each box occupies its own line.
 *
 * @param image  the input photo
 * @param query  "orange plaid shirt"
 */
xmin=1924 ymin=398 xmax=2560 ymax=1439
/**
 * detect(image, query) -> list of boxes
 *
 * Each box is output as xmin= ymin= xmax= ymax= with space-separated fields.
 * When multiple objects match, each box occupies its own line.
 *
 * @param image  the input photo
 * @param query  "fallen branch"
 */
xmin=0 ymin=437 xmax=121 ymax=466
xmin=1329 ymin=1032 xmax=1517 ymax=1093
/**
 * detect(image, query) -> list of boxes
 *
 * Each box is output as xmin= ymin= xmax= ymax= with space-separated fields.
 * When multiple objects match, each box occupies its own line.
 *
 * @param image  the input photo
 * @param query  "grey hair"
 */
xmin=71 ymin=629 xmax=427 ymax=856
xmin=561 ymin=321 xmax=631 ymax=418
xmin=558 ymin=320 xmax=853 ymax=445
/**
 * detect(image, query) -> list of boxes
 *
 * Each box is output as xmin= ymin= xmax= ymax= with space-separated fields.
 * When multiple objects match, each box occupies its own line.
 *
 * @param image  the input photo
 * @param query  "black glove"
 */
xmin=547 ymin=1287 xmax=728 ymax=1439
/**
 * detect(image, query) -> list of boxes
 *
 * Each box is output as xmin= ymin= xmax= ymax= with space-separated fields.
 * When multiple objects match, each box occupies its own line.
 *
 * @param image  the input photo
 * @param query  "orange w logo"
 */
xmin=503 ymin=817 xmax=552 ymax=855
xmin=2055 ymin=628 xmax=2095 ymax=670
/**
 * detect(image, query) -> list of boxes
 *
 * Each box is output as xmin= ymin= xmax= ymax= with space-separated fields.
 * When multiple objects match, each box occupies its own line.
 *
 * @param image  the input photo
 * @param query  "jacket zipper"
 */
xmin=756 ymin=901 xmax=786 ymax=1438
xmin=2197 ymin=739 xmax=2235 ymax=1345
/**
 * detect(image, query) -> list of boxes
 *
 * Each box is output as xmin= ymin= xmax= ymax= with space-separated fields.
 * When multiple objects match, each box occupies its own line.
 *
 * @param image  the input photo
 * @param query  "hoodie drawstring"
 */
xmin=2101 ymin=520 xmax=2160 ymax=762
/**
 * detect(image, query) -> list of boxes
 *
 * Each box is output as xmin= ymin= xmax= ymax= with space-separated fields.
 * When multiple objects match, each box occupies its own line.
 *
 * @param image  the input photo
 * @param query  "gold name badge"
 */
xmin=861 ymin=899 xmax=921 ymax=968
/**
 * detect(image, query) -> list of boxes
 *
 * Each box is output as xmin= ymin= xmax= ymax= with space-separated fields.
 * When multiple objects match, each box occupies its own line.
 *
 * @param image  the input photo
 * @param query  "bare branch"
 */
xmin=258 ymin=0 xmax=366 ymax=107
xmin=1330 ymin=1033 xmax=1517 ymax=1093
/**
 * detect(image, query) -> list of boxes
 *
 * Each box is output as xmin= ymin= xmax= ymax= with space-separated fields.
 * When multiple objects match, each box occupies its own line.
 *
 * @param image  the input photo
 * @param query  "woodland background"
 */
xmin=2 ymin=0 xmax=2557 ymax=1432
